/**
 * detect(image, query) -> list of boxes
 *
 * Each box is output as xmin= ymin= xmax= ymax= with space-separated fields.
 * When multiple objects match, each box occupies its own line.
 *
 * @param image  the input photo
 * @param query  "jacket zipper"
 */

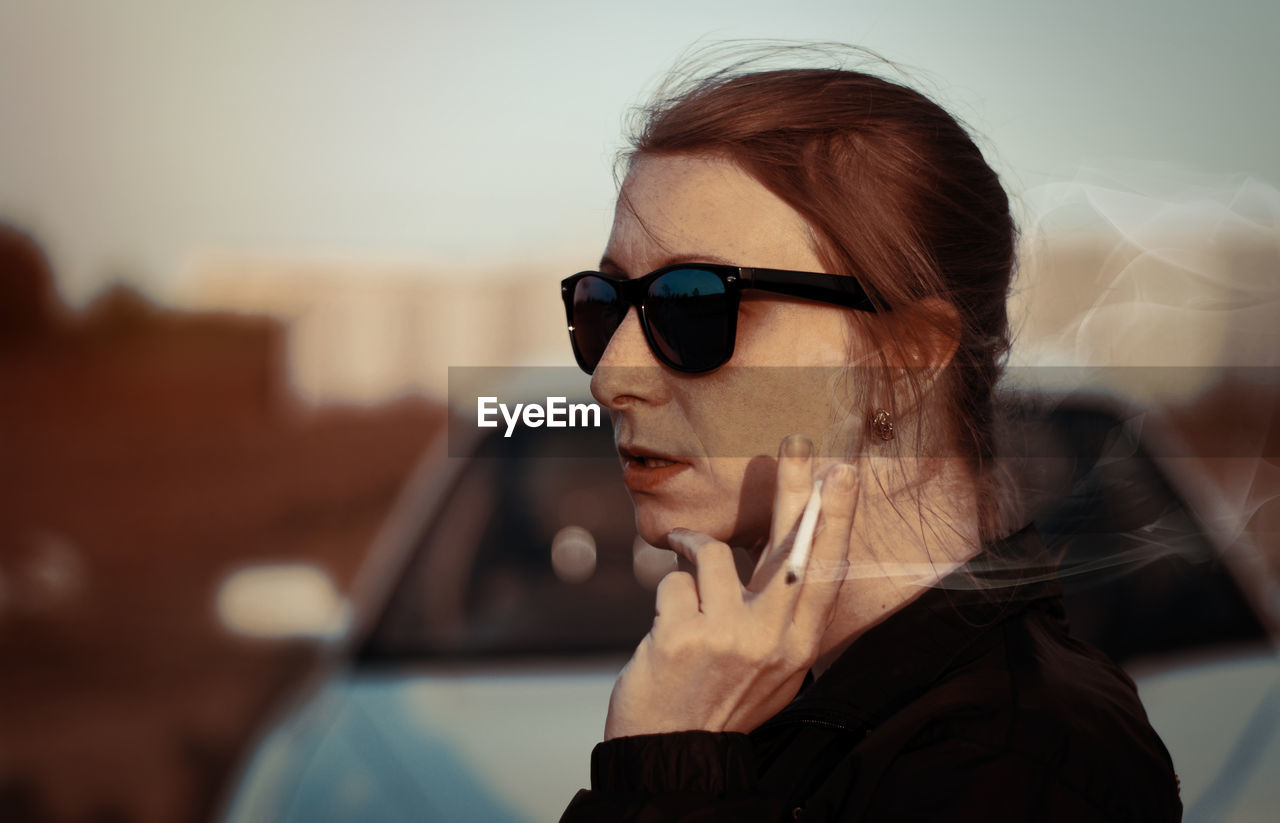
xmin=755 ymin=706 xmax=864 ymax=735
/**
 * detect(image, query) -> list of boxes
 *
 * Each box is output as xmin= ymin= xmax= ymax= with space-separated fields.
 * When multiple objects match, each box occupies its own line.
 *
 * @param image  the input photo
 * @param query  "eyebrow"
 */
xmin=597 ymin=252 xmax=739 ymax=277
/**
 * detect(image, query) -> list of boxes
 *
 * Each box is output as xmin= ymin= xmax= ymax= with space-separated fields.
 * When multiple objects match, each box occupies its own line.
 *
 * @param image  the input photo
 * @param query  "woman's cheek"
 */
xmin=645 ymin=483 xmax=753 ymax=548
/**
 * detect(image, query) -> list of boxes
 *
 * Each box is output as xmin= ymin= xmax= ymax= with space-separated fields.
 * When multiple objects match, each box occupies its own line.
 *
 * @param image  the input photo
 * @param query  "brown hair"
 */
xmin=625 ymin=48 xmax=1016 ymax=538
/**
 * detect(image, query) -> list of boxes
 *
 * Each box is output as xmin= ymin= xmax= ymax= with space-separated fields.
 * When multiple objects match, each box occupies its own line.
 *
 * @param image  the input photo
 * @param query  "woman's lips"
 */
xmin=620 ymin=451 xmax=690 ymax=493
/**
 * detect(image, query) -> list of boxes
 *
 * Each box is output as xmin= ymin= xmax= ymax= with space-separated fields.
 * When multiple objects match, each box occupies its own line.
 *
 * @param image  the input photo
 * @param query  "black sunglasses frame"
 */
xmin=560 ymin=263 xmax=881 ymax=375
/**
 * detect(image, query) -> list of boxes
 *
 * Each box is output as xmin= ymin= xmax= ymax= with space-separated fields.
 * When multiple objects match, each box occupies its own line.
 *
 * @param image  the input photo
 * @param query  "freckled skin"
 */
xmin=590 ymin=154 xmax=858 ymax=551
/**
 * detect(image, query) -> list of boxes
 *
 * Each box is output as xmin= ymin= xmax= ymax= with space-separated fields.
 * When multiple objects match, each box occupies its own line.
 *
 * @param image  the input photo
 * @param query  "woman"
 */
xmin=558 ymin=49 xmax=1181 ymax=822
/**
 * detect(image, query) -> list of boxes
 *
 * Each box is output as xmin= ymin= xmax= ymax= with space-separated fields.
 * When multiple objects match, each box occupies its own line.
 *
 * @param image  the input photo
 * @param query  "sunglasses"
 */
xmin=561 ymin=263 xmax=881 ymax=375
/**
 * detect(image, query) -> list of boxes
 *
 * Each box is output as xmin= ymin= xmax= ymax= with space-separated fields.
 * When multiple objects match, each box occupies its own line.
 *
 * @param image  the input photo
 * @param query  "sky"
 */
xmin=1 ymin=0 xmax=1277 ymax=305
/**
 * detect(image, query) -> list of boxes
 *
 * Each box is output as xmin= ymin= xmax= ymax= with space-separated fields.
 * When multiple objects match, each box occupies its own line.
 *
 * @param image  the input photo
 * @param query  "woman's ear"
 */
xmin=840 ymin=297 xmax=960 ymax=442
xmin=884 ymin=296 xmax=960 ymax=367
xmin=908 ymin=296 xmax=961 ymax=369
xmin=887 ymin=296 xmax=961 ymax=401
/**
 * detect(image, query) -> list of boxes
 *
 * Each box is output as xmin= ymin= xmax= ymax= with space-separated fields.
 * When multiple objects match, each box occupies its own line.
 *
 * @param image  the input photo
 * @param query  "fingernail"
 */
xmin=783 ymin=435 xmax=812 ymax=459
xmin=828 ymin=463 xmax=856 ymax=491
xmin=667 ymin=528 xmax=692 ymax=547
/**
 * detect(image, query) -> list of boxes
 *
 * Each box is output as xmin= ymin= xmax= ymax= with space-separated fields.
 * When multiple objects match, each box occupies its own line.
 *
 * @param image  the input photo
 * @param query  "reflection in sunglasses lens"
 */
xmin=573 ymin=276 xmax=624 ymax=371
xmin=647 ymin=268 xmax=732 ymax=372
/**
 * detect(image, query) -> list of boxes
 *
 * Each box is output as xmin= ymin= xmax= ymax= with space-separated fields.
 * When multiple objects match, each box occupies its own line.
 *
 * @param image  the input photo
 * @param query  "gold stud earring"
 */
xmin=870 ymin=408 xmax=895 ymax=441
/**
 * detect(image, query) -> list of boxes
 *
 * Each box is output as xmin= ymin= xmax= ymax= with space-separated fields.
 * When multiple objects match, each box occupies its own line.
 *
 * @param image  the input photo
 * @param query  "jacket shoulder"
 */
xmin=881 ymin=605 xmax=1182 ymax=821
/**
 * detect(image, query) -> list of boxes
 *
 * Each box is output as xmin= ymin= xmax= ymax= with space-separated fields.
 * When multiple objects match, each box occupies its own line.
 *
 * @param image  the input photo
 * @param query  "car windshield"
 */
xmin=359 ymin=420 xmax=658 ymax=660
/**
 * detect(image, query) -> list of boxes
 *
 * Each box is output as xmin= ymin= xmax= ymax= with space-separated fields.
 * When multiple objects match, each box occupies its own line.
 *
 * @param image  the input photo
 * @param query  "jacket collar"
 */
xmin=784 ymin=524 xmax=1064 ymax=729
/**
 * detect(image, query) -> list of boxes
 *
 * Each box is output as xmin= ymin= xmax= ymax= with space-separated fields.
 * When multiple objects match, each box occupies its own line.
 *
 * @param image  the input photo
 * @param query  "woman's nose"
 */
xmin=589 ymin=307 xmax=667 ymax=410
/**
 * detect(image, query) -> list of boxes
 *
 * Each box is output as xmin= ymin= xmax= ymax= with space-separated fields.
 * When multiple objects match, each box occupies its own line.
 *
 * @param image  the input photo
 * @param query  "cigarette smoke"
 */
xmin=1010 ymin=164 xmax=1279 ymax=377
xmin=912 ymin=165 xmax=1277 ymax=604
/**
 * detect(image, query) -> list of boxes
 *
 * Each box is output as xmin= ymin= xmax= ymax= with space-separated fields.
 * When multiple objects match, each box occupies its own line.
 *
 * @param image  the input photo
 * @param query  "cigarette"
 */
xmin=785 ymin=480 xmax=823 ymax=584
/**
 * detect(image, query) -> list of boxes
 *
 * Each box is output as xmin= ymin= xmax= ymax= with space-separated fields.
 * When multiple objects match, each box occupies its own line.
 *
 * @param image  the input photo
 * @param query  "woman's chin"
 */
xmin=632 ymin=510 xmax=684 ymax=550
xmin=632 ymin=502 xmax=753 ymax=551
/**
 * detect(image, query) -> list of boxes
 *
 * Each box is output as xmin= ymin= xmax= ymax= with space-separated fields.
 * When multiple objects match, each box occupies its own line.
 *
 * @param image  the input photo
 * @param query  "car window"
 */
xmin=1001 ymin=398 xmax=1270 ymax=663
xmin=360 ymin=422 xmax=658 ymax=660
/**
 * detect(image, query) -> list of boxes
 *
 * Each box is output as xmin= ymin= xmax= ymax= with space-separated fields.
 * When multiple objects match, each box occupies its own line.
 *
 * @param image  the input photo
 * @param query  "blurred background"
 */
xmin=1 ymin=1 xmax=1278 ymax=821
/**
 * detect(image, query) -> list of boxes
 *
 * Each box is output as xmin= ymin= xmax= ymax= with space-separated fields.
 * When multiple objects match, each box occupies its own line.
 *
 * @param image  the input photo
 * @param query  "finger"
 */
xmin=768 ymin=434 xmax=815 ymax=553
xmin=791 ymin=461 xmax=862 ymax=637
xmin=747 ymin=435 xmax=815 ymax=592
xmin=668 ymin=529 xmax=743 ymax=615
xmin=653 ymin=569 xmax=699 ymax=626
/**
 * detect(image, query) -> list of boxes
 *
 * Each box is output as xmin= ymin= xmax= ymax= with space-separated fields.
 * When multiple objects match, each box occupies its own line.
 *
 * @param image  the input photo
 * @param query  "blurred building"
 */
xmin=176 ymin=254 xmax=576 ymax=405
xmin=1 ymin=225 xmax=445 ymax=823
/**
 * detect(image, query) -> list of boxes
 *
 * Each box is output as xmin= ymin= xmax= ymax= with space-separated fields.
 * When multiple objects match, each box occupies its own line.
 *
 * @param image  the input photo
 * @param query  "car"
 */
xmin=214 ymin=391 xmax=1280 ymax=823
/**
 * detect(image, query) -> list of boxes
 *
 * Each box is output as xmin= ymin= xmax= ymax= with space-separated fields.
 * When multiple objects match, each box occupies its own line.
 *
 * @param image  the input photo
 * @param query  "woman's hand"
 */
xmin=603 ymin=436 xmax=862 ymax=739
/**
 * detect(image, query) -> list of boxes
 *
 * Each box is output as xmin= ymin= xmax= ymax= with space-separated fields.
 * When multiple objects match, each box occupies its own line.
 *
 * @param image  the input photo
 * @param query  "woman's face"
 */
xmin=591 ymin=153 xmax=864 ymax=550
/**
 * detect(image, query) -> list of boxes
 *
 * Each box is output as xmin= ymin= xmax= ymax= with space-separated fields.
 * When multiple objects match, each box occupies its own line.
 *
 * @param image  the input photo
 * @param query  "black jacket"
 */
xmin=561 ymin=530 xmax=1182 ymax=821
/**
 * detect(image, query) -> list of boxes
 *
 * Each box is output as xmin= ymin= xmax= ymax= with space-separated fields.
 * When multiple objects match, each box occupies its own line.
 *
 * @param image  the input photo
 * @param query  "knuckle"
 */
xmin=775 ymin=641 xmax=812 ymax=672
xmin=789 ymin=635 xmax=819 ymax=664
xmin=770 ymin=629 xmax=800 ymax=662
xmin=818 ymin=497 xmax=854 ymax=525
xmin=754 ymin=640 xmax=786 ymax=669
xmin=710 ymin=624 xmax=756 ymax=660
xmin=740 ymin=628 xmax=782 ymax=664
xmin=650 ymin=618 xmax=686 ymax=651
xmin=699 ymin=540 xmax=734 ymax=567
xmin=821 ymin=507 xmax=853 ymax=527
xmin=655 ymin=570 xmax=695 ymax=602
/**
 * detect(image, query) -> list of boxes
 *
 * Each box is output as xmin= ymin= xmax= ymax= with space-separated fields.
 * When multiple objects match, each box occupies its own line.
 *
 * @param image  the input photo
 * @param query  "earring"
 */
xmin=870 ymin=408 xmax=895 ymax=441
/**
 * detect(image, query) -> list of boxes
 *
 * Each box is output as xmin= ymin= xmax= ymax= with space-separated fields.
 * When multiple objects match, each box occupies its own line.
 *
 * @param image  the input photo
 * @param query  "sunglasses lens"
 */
xmin=646 ymin=268 xmax=733 ymax=372
xmin=570 ymin=275 xmax=624 ymax=372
